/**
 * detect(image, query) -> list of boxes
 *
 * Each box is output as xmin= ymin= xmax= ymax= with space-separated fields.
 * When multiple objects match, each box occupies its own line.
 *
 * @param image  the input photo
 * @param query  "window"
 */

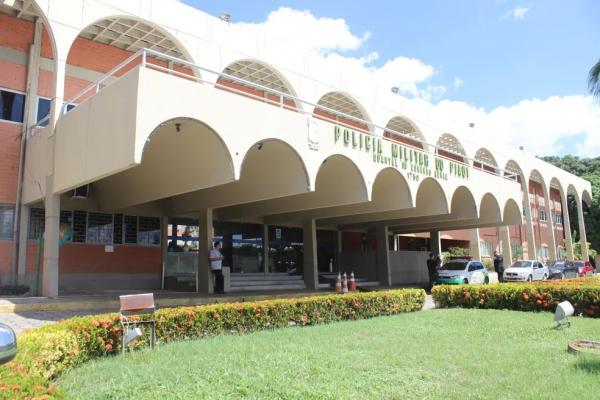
xmin=0 ymin=89 xmax=25 ymax=123
xmin=37 ymin=97 xmax=51 ymax=127
xmin=60 ymin=210 xmax=73 ymax=242
xmin=138 ymin=216 xmax=160 ymax=246
xmin=73 ymin=210 xmax=87 ymax=243
xmin=0 ymin=205 xmax=15 ymax=239
xmin=480 ymin=241 xmax=492 ymax=257
xmin=539 ymin=209 xmax=547 ymax=222
xmin=554 ymin=213 xmax=563 ymax=225
xmin=113 ymin=214 xmax=123 ymax=244
xmin=29 ymin=208 xmax=45 ymax=239
xmin=87 ymin=213 xmax=113 ymax=244
xmin=123 ymin=215 xmax=138 ymax=244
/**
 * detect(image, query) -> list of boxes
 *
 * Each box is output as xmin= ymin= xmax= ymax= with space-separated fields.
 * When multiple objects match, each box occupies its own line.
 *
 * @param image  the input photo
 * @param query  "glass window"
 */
xmin=123 ymin=215 xmax=138 ymax=244
xmin=72 ymin=210 xmax=87 ymax=243
xmin=29 ymin=208 xmax=45 ymax=239
xmin=87 ymin=212 xmax=113 ymax=244
xmin=60 ymin=210 xmax=73 ymax=243
xmin=138 ymin=216 xmax=160 ymax=246
xmin=0 ymin=205 xmax=15 ymax=239
xmin=113 ymin=214 xmax=123 ymax=244
xmin=480 ymin=241 xmax=492 ymax=257
xmin=37 ymin=97 xmax=51 ymax=127
xmin=0 ymin=89 xmax=25 ymax=123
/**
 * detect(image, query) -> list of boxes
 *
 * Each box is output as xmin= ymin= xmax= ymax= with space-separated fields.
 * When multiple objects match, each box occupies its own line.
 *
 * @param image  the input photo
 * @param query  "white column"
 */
xmin=576 ymin=198 xmax=589 ymax=261
xmin=430 ymin=230 xmax=442 ymax=256
xmin=13 ymin=19 xmax=43 ymax=285
xmin=560 ymin=191 xmax=574 ymax=261
xmin=42 ymin=174 xmax=60 ymax=297
xmin=543 ymin=188 xmax=557 ymax=261
xmin=303 ymin=219 xmax=318 ymax=290
xmin=469 ymin=229 xmax=481 ymax=260
xmin=500 ymin=226 xmax=513 ymax=264
xmin=522 ymin=182 xmax=537 ymax=260
xmin=160 ymin=216 xmax=168 ymax=290
xmin=197 ymin=209 xmax=213 ymax=294
xmin=376 ymin=225 xmax=392 ymax=286
xmin=262 ymin=224 xmax=269 ymax=273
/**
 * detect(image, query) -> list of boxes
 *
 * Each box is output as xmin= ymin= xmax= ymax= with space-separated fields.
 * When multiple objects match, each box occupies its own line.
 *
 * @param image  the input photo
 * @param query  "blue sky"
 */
xmin=182 ymin=0 xmax=600 ymax=156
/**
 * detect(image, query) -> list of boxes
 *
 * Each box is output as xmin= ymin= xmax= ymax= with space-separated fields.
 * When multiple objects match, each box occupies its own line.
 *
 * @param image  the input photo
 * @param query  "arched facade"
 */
xmin=383 ymin=116 xmax=425 ymax=149
xmin=474 ymin=148 xmax=498 ymax=174
xmin=313 ymin=91 xmax=372 ymax=133
xmin=436 ymin=133 xmax=467 ymax=163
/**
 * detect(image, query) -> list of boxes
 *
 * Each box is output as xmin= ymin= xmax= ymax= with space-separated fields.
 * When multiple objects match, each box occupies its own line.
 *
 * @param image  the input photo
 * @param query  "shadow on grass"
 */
xmin=574 ymin=355 xmax=600 ymax=374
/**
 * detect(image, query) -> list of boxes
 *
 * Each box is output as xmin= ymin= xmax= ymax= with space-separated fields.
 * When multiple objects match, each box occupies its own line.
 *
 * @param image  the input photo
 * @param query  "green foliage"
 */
xmin=573 ymin=241 xmax=598 ymax=260
xmin=0 ymin=290 xmax=425 ymax=399
xmin=432 ymin=277 xmax=600 ymax=317
xmin=590 ymin=58 xmax=600 ymax=99
xmin=541 ymin=155 xmax=600 ymax=257
xmin=441 ymin=246 xmax=470 ymax=262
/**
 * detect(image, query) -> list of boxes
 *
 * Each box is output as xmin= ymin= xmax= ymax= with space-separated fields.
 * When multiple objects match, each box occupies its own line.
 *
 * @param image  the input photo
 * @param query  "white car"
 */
xmin=503 ymin=260 xmax=549 ymax=282
xmin=436 ymin=258 xmax=489 ymax=285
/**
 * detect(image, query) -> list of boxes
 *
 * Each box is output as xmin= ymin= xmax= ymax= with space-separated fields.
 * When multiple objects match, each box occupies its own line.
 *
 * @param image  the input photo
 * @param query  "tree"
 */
xmin=590 ymin=58 xmax=600 ymax=99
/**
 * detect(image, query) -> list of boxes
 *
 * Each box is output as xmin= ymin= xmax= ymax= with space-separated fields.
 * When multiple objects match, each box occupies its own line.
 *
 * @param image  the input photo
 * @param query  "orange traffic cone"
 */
xmin=348 ymin=272 xmax=356 ymax=292
xmin=342 ymin=272 xmax=349 ymax=294
xmin=335 ymin=272 xmax=342 ymax=292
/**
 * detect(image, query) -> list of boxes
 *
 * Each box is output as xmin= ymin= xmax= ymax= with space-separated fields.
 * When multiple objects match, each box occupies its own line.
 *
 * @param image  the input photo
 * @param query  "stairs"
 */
xmin=230 ymin=273 xmax=306 ymax=292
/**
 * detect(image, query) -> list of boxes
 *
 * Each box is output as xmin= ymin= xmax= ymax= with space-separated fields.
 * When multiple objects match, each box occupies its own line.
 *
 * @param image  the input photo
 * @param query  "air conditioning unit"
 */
xmin=72 ymin=184 xmax=89 ymax=199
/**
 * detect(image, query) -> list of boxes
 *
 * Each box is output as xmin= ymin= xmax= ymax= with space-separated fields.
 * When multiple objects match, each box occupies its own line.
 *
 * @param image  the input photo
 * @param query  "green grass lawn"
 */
xmin=59 ymin=309 xmax=600 ymax=400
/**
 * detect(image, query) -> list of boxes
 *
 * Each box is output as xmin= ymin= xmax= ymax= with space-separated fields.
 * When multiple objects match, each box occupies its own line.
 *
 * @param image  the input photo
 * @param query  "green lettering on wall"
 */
xmin=343 ymin=129 xmax=350 ymax=145
xmin=334 ymin=126 xmax=341 ymax=143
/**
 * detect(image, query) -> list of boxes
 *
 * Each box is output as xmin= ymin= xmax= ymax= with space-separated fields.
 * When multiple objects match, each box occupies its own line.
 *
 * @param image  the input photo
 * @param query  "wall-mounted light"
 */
xmin=257 ymin=142 xmax=263 ymax=150
xmin=175 ymin=123 xmax=181 ymax=133
xmin=219 ymin=12 xmax=231 ymax=22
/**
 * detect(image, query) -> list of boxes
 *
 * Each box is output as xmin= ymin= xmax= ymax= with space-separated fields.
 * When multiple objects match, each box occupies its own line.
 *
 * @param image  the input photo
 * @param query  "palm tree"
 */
xmin=589 ymin=58 xmax=600 ymax=99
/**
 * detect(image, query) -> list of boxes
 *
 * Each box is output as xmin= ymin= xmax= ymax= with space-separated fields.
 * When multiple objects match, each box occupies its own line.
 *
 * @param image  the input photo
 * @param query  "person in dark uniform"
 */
xmin=426 ymin=253 xmax=439 ymax=291
xmin=493 ymin=250 xmax=504 ymax=283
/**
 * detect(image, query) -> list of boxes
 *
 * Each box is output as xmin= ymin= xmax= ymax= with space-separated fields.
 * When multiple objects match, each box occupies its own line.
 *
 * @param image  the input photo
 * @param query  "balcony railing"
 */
xmin=44 ymin=48 xmax=518 ymax=182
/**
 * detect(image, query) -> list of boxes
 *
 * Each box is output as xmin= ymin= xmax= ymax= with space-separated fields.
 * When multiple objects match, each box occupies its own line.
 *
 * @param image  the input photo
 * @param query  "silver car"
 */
xmin=503 ymin=260 xmax=549 ymax=282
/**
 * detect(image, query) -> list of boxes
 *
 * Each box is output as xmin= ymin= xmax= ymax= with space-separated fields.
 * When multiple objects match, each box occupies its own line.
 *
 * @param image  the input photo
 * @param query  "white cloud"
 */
xmin=231 ymin=7 xmax=600 ymax=157
xmin=503 ymin=6 xmax=530 ymax=21
xmin=453 ymin=76 xmax=464 ymax=89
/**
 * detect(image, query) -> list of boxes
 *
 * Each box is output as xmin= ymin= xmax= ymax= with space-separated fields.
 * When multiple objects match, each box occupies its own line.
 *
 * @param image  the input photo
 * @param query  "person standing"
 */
xmin=493 ymin=250 xmax=504 ymax=283
xmin=426 ymin=253 xmax=438 ymax=291
xmin=209 ymin=241 xmax=225 ymax=294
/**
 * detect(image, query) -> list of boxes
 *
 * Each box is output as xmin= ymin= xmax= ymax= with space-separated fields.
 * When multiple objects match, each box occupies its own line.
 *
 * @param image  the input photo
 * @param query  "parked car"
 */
xmin=503 ymin=260 xmax=549 ymax=282
xmin=571 ymin=260 xmax=595 ymax=277
xmin=436 ymin=258 xmax=489 ymax=285
xmin=547 ymin=261 xmax=579 ymax=280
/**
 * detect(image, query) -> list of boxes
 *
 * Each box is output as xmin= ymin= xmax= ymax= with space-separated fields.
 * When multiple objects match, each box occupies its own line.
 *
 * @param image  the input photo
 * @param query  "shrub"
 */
xmin=0 ymin=289 xmax=425 ymax=399
xmin=432 ymin=277 xmax=600 ymax=317
xmin=0 ymin=285 xmax=29 ymax=296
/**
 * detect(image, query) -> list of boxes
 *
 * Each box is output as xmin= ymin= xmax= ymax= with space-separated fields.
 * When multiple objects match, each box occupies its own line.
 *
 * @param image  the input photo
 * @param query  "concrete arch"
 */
xmin=239 ymin=138 xmax=311 ymax=199
xmin=383 ymin=116 xmax=426 ymax=150
xmin=480 ymin=193 xmax=502 ymax=223
xmin=313 ymin=91 xmax=372 ymax=133
xmin=450 ymin=186 xmax=478 ymax=219
xmin=371 ymin=167 xmax=413 ymax=209
xmin=216 ymin=58 xmax=302 ymax=111
xmin=63 ymin=14 xmax=199 ymax=101
xmin=582 ymin=189 xmax=592 ymax=207
xmin=415 ymin=177 xmax=449 ymax=215
xmin=313 ymin=154 xmax=370 ymax=204
xmin=436 ymin=133 xmax=467 ymax=163
xmin=504 ymin=159 xmax=525 ymax=183
xmin=93 ymin=117 xmax=236 ymax=209
xmin=474 ymin=148 xmax=499 ymax=173
xmin=503 ymin=198 xmax=522 ymax=225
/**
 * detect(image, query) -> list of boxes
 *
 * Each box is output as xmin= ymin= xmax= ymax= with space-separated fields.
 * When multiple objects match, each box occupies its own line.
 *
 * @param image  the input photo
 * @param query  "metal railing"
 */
xmin=58 ymin=48 xmax=518 ymax=181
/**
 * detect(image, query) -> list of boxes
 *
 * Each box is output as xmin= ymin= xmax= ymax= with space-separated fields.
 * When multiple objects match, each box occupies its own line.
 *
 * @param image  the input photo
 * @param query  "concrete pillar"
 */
xmin=542 ymin=188 xmax=557 ymax=261
xmin=429 ymin=230 xmax=442 ymax=256
xmin=42 ymin=175 xmax=60 ymax=297
xmin=522 ymin=182 xmax=537 ymax=260
xmin=500 ymin=226 xmax=513 ymax=264
xmin=576 ymin=198 xmax=589 ymax=261
xmin=262 ymin=224 xmax=269 ymax=273
xmin=335 ymin=230 xmax=342 ymax=272
xmin=560 ymin=191 xmax=574 ymax=261
xmin=376 ymin=225 xmax=392 ymax=286
xmin=16 ymin=205 xmax=29 ymax=285
xmin=303 ymin=219 xmax=318 ymax=290
xmin=160 ymin=216 xmax=168 ymax=290
xmin=196 ymin=209 xmax=213 ymax=294
xmin=469 ymin=229 xmax=481 ymax=260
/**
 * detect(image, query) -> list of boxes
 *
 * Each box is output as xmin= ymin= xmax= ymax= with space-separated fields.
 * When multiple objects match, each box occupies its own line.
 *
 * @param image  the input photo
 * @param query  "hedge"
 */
xmin=0 ymin=289 xmax=425 ymax=399
xmin=432 ymin=277 xmax=600 ymax=317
